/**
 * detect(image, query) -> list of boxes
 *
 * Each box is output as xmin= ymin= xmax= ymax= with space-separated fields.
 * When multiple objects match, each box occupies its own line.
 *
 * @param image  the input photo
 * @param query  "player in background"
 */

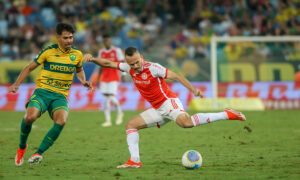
xmin=10 ymin=23 xmax=92 ymax=166
xmin=95 ymin=34 xmax=124 ymax=127
xmin=83 ymin=47 xmax=246 ymax=168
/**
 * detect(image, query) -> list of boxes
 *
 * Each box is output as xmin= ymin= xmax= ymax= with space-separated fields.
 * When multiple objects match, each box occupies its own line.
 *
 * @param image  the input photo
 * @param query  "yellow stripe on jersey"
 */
xmin=34 ymin=44 xmax=83 ymax=97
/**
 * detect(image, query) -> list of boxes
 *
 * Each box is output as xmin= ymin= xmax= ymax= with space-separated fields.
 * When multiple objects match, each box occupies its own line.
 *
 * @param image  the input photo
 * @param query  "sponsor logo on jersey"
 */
xmin=50 ymin=64 xmax=76 ymax=73
xmin=44 ymin=78 xmax=72 ymax=89
xmin=44 ymin=62 xmax=76 ymax=74
xmin=134 ymin=79 xmax=150 ymax=84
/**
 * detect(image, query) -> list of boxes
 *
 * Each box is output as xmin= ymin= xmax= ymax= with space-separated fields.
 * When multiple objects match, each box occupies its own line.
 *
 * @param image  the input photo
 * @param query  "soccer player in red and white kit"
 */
xmin=96 ymin=34 xmax=124 ymax=127
xmin=83 ymin=47 xmax=246 ymax=168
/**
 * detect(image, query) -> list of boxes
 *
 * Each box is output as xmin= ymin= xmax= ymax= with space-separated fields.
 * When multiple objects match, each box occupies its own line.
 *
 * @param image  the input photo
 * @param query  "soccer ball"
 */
xmin=181 ymin=150 xmax=202 ymax=169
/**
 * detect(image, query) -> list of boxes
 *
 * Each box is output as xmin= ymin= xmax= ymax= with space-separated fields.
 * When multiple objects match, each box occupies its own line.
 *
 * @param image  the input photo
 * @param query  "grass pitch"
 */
xmin=0 ymin=110 xmax=300 ymax=179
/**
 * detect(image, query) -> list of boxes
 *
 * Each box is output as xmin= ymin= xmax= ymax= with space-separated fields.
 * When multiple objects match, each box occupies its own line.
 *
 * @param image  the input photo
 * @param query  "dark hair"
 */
xmin=56 ymin=22 xmax=75 ymax=35
xmin=102 ymin=33 xmax=110 ymax=38
xmin=125 ymin=47 xmax=137 ymax=56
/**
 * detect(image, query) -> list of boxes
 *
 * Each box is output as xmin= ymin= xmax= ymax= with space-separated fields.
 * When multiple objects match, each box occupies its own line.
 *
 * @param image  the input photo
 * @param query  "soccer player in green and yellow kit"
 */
xmin=9 ymin=22 xmax=92 ymax=166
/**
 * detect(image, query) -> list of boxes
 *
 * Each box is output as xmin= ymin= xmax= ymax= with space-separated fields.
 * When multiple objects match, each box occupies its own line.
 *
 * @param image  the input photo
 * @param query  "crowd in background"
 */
xmin=1 ymin=0 xmax=300 ymax=78
xmin=0 ymin=0 xmax=193 ymax=61
xmin=166 ymin=0 xmax=300 ymax=60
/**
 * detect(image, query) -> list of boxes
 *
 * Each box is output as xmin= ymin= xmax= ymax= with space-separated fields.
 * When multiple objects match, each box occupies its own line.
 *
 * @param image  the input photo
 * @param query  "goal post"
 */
xmin=208 ymin=36 xmax=300 ymax=111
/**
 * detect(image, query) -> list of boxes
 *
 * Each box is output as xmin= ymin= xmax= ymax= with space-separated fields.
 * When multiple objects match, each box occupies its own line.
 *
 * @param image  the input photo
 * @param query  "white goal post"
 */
xmin=210 ymin=36 xmax=300 ymax=110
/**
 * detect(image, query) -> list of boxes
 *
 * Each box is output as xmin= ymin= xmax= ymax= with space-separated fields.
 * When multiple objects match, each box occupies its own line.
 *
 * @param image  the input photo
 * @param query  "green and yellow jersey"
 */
xmin=34 ymin=44 xmax=83 ymax=98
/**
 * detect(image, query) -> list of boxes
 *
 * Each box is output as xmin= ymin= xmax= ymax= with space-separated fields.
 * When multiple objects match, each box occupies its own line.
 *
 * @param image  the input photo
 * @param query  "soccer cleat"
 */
xmin=224 ymin=108 xmax=246 ymax=121
xmin=102 ymin=121 xmax=112 ymax=127
xmin=117 ymin=159 xmax=142 ymax=168
xmin=15 ymin=144 xmax=28 ymax=166
xmin=28 ymin=153 xmax=43 ymax=165
xmin=116 ymin=112 xmax=124 ymax=125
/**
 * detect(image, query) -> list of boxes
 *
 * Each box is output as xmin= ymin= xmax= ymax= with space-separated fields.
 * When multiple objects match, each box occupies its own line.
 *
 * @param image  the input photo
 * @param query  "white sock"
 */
xmin=110 ymin=96 xmax=122 ymax=113
xmin=104 ymin=96 xmax=111 ymax=122
xmin=191 ymin=112 xmax=228 ymax=126
xmin=126 ymin=129 xmax=140 ymax=162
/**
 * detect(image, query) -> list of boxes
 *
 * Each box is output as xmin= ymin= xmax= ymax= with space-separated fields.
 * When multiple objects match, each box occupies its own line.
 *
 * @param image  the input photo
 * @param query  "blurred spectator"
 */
xmin=295 ymin=65 xmax=300 ymax=82
xmin=125 ymin=11 xmax=138 ymax=27
xmin=224 ymin=42 xmax=243 ymax=61
xmin=288 ymin=42 xmax=300 ymax=61
xmin=1 ymin=0 xmax=169 ymax=60
xmin=256 ymin=43 xmax=270 ymax=60
xmin=3 ymin=0 xmax=300 ymax=63
xmin=166 ymin=0 xmax=300 ymax=61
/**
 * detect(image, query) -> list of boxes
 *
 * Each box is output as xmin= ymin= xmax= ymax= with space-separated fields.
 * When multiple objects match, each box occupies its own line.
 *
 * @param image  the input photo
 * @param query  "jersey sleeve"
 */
xmin=116 ymin=48 xmax=124 ymax=61
xmin=76 ymin=52 xmax=83 ymax=68
xmin=150 ymin=63 xmax=168 ymax=78
xmin=118 ymin=62 xmax=130 ymax=73
xmin=33 ymin=49 xmax=48 ymax=65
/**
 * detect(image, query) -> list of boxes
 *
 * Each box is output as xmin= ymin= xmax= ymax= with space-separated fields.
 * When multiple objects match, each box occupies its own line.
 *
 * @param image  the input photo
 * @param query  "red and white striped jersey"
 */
xmin=98 ymin=46 xmax=124 ymax=82
xmin=118 ymin=61 xmax=177 ymax=109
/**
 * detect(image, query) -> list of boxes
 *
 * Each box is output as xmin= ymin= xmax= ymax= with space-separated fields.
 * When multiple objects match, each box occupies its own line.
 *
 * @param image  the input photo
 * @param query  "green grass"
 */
xmin=0 ymin=110 xmax=300 ymax=179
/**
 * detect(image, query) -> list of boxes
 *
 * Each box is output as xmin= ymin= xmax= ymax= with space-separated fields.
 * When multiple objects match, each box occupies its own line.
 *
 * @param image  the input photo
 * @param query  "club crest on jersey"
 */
xmin=69 ymin=54 xmax=76 ymax=61
xmin=141 ymin=73 xmax=147 ymax=80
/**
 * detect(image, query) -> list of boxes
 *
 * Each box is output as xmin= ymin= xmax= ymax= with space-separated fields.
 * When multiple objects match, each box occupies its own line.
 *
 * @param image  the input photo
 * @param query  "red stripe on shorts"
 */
xmin=171 ymin=99 xmax=178 ymax=109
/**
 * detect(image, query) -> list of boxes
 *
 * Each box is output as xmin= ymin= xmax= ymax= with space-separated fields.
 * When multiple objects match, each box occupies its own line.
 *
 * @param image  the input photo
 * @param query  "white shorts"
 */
xmin=100 ymin=81 xmax=119 ymax=95
xmin=140 ymin=98 xmax=187 ymax=128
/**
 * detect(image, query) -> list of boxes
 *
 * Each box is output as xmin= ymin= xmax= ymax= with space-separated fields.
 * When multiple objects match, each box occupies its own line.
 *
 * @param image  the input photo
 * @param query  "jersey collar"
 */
xmin=102 ymin=46 xmax=113 ymax=52
xmin=58 ymin=44 xmax=72 ymax=53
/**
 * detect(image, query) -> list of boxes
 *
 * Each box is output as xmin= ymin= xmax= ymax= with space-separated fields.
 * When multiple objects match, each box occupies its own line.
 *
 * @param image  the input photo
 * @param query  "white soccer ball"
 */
xmin=182 ymin=150 xmax=203 ymax=169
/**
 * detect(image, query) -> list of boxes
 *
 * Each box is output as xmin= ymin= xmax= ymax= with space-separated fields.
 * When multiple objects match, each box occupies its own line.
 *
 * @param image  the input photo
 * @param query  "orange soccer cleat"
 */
xmin=28 ymin=153 xmax=43 ymax=165
xmin=224 ymin=108 xmax=246 ymax=121
xmin=117 ymin=159 xmax=142 ymax=168
xmin=15 ymin=144 xmax=28 ymax=166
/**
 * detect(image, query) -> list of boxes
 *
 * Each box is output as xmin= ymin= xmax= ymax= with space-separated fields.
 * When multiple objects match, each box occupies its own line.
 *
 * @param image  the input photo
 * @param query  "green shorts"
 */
xmin=26 ymin=88 xmax=69 ymax=119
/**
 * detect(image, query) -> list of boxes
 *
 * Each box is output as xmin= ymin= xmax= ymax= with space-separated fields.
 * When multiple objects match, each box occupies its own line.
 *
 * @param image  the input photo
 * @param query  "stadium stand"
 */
xmin=0 ymin=0 xmax=185 ymax=61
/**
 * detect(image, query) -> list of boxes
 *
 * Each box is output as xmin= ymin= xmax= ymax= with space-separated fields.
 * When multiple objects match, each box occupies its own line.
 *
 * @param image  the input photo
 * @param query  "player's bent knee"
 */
xmin=53 ymin=116 xmax=67 ymax=126
xmin=24 ymin=107 xmax=40 ymax=123
xmin=55 ymin=119 xmax=66 ymax=126
xmin=126 ymin=121 xmax=136 ymax=129
xmin=24 ymin=114 xmax=38 ymax=124
xmin=176 ymin=115 xmax=193 ymax=128
xmin=53 ymin=109 xmax=68 ymax=126
xmin=177 ymin=121 xmax=191 ymax=128
xmin=126 ymin=117 xmax=146 ymax=130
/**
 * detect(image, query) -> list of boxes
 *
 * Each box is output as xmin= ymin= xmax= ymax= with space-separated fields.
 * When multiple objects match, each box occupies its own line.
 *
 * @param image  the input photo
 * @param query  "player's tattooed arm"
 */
xmin=83 ymin=54 xmax=118 ymax=69
xmin=167 ymin=70 xmax=204 ymax=98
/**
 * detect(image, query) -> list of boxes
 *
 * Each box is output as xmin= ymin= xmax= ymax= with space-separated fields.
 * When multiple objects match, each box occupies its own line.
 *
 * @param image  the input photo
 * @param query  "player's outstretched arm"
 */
xmin=83 ymin=54 xmax=118 ymax=69
xmin=8 ymin=61 xmax=39 ymax=93
xmin=76 ymin=67 xmax=93 ymax=91
xmin=166 ymin=70 xmax=204 ymax=98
